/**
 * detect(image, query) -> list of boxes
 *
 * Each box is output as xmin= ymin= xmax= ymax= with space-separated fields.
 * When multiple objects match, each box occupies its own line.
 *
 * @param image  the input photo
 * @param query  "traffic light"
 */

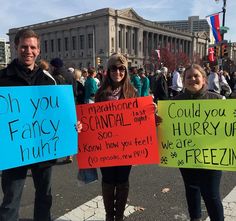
xmin=214 ymin=45 xmax=220 ymax=58
xmin=96 ymin=57 xmax=101 ymax=65
xmin=221 ymin=44 xmax=228 ymax=57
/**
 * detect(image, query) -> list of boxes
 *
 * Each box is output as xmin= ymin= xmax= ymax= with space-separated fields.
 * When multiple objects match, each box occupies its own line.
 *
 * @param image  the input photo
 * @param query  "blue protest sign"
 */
xmin=0 ymin=85 xmax=77 ymax=170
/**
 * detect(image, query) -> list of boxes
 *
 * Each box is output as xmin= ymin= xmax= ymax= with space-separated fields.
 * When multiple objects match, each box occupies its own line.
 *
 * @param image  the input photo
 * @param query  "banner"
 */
xmin=208 ymin=47 xmax=215 ymax=62
xmin=0 ymin=85 xmax=77 ymax=170
xmin=157 ymin=100 xmax=236 ymax=171
xmin=77 ymin=96 xmax=159 ymax=168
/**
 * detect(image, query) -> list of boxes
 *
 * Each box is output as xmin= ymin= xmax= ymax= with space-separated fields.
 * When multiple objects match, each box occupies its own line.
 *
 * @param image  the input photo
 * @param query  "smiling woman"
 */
xmin=94 ymin=53 xmax=138 ymax=221
xmin=173 ymin=63 xmax=225 ymax=221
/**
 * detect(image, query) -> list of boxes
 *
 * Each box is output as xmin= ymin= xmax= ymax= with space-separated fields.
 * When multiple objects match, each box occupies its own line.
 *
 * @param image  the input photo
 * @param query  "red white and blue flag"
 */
xmin=207 ymin=13 xmax=222 ymax=43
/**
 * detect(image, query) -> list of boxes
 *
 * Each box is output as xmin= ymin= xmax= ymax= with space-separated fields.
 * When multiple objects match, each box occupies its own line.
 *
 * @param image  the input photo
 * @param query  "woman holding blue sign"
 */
xmin=173 ymin=64 xmax=224 ymax=221
xmin=95 ymin=53 xmax=138 ymax=221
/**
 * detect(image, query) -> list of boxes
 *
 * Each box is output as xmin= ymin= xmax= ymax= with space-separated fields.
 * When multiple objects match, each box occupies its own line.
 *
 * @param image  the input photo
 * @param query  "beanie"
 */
xmin=50 ymin=58 xmax=63 ymax=68
xmin=107 ymin=53 xmax=128 ymax=71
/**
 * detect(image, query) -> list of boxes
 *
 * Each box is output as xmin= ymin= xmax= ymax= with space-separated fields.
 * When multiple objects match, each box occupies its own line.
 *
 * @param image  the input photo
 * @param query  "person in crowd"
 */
xmin=230 ymin=71 xmax=236 ymax=98
xmin=73 ymin=68 xmax=85 ymax=104
xmin=50 ymin=58 xmax=77 ymax=95
xmin=171 ymin=66 xmax=184 ymax=97
xmin=0 ymin=28 xmax=82 ymax=221
xmin=149 ymin=70 xmax=161 ymax=96
xmin=138 ymin=68 xmax=150 ymax=96
xmin=153 ymin=66 xmax=169 ymax=102
xmin=38 ymin=59 xmax=56 ymax=84
xmin=130 ymin=66 xmax=142 ymax=96
xmin=84 ymin=67 xmax=98 ymax=103
xmin=80 ymin=68 xmax=88 ymax=86
xmin=50 ymin=58 xmax=77 ymax=163
xmin=95 ymin=53 xmax=137 ymax=221
xmin=173 ymin=64 xmax=224 ymax=221
xmin=219 ymin=70 xmax=232 ymax=97
xmin=208 ymin=65 xmax=221 ymax=94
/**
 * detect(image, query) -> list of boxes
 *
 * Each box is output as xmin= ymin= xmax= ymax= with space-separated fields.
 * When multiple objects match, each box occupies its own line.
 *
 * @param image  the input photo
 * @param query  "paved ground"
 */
xmin=55 ymin=186 xmax=236 ymax=221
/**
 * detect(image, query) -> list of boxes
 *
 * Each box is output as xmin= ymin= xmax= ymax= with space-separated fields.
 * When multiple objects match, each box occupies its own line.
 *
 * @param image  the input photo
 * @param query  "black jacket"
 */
xmin=0 ymin=59 xmax=57 ymax=168
xmin=0 ymin=59 xmax=55 ymax=86
xmin=173 ymin=86 xmax=223 ymax=100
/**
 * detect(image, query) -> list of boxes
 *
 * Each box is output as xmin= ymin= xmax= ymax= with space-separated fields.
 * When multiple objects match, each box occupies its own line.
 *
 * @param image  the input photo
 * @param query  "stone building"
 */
xmin=8 ymin=8 xmax=209 ymax=69
xmin=0 ymin=38 xmax=11 ymax=68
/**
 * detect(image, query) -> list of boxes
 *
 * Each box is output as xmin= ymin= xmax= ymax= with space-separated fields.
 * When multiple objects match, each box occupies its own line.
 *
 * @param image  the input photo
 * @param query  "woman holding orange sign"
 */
xmin=95 ymin=53 xmax=138 ymax=221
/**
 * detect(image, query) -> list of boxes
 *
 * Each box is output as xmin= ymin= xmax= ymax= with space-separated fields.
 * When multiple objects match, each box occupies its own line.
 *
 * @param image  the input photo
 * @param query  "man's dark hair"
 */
xmin=14 ymin=29 xmax=40 ymax=47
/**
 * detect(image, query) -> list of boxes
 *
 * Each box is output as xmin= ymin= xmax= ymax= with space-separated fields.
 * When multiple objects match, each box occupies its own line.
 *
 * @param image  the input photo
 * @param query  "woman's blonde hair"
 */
xmin=74 ymin=69 xmax=82 ymax=80
xmin=38 ymin=59 xmax=49 ymax=71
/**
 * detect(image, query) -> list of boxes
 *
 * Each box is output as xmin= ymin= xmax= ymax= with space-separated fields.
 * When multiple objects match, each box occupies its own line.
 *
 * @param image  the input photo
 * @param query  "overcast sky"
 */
xmin=1 ymin=0 xmax=235 ymax=42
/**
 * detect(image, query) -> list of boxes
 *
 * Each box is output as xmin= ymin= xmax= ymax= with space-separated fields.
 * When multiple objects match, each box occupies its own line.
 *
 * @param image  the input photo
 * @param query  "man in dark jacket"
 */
xmin=153 ymin=66 xmax=170 ymax=102
xmin=50 ymin=57 xmax=77 ymax=97
xmin=49 ymin=58 xmax=76 ymax=163
xmin=0 ymin=29 xmax=56 ymax=221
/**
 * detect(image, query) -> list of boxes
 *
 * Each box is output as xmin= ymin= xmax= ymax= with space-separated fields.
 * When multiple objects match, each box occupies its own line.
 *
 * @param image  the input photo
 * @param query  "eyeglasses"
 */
xmin=110 ymin=65 xmax=126 ymax=72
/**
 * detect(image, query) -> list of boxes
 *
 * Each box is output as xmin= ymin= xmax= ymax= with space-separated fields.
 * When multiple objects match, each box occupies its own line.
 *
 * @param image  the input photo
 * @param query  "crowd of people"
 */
xmin=0 ymin=28 xmax=233 ymax=221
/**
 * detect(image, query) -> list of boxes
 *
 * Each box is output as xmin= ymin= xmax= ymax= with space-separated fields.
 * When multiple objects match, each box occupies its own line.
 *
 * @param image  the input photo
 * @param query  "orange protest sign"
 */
xmin=76 ymin=96 xmax=159 ymax=168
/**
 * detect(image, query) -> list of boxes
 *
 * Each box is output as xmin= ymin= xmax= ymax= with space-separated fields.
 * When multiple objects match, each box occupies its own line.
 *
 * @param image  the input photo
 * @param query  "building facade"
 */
xmin=0 ymin=38 xmax=11 ymax=68
xmin=8 ymin=8 xmax=209 ymax=69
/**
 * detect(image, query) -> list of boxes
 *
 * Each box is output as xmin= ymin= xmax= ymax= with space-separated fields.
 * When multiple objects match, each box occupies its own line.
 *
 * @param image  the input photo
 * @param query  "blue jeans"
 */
xmin=180 ymin=168 xmax=224 ymax=221
xmin=77 ymin=168 xmax=98 ymax=184
xmin=0 ymin=165 xmax=53 ymax=221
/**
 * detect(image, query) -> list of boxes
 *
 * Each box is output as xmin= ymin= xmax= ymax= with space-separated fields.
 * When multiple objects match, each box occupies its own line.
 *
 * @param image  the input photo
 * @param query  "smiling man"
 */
xmin=0 ymin=29 xmax=56 ymax=221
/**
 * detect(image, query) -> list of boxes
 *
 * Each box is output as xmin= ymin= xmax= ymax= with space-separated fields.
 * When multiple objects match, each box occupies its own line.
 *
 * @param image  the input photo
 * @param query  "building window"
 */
xmin=64 ymin=37 xmax=68 ymax=51
xmin=132 ymin=33 xmax=135 ymax=50
xmin=72 ymin=36 xmax=76 ymax=50
xmin=57 ymin=39 xmax=61 ymax=52
xmin=111 ymin=37 xmax=114 ymax=48
xmin=88 ymin=34 xmax=93 ymax=49
xmin=51 ymin=39 xmax=54 ymax=53
xmin=79 ymin=35 xmax=84 ymax=49
xmin=44 ymin=40 xmax=48 ymax=53
xmin=118 ymin=30 xmax=121 ymax=48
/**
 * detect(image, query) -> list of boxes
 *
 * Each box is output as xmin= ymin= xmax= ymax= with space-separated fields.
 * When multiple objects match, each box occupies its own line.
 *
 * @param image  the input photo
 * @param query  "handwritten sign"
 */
xmin=0 ymin=85 xmax=77 ymax=170
xmin=77 ymin=96 xmax=159 ymax=168
xmin=157 ymin=100 xmax=236 ymax=171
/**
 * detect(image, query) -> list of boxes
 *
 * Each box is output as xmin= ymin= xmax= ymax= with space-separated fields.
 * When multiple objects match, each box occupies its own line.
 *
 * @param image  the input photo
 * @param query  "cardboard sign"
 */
xmin=158 ymin=100 xmax=236 ymax=171
xmin=0 ymin=85 xmax=77 ymax=170
xmin=77 ymin=96 xmax=159 ymax=168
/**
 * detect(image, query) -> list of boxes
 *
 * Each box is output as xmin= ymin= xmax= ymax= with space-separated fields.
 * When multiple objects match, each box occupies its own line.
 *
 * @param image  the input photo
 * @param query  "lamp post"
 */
xmin=222 ymin=0 xmax=226 ymax=40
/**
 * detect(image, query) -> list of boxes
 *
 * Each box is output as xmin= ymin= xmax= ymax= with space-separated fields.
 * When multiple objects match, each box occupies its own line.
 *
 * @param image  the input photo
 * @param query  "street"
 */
xmin=1 ymin=158 xmax=236 ymax=221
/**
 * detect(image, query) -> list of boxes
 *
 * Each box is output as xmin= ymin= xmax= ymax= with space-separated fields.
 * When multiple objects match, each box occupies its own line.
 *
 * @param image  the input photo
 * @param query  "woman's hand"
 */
xmin=75 ymin=121 xmax=83 ymax=133
xmin=155 ymin=115 xmax=163 ymax=126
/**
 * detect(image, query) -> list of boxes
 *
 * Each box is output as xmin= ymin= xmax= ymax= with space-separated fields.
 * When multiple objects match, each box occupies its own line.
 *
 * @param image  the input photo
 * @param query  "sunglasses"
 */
xmin=110 ymin=65 xmax=126 ymax=72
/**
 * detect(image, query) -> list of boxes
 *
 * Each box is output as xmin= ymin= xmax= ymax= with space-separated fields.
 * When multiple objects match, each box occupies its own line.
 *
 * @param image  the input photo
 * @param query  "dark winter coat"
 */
xmin=173 ymin=86 xmax=223 ymax=100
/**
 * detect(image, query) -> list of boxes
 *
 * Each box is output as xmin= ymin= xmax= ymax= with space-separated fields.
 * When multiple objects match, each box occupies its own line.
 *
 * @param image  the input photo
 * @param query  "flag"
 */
xmin=207 ymin=13 xmax=222 ymax=43
xmin=208 ymin=47 xmax=215 ymax=62
xmin=155 ymin=49 xmax=161 ymax=59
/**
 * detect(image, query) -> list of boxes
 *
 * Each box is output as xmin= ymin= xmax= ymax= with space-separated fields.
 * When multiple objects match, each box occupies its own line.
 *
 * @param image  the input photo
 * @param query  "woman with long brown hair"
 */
xmin=95 ymin=53 xmax=137 ymax=221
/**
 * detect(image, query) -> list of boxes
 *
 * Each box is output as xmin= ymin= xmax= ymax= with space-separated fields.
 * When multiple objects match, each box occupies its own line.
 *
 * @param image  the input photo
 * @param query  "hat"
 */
xmin=68 ymin=67 xmax=75 ymax=73
xmin=50 ymin=58 xmax=63 ymax=68
xmin=107 ymin=53 xmax=128 ymax=71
